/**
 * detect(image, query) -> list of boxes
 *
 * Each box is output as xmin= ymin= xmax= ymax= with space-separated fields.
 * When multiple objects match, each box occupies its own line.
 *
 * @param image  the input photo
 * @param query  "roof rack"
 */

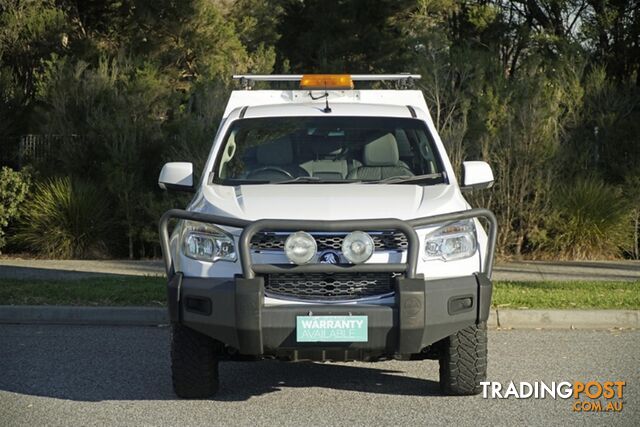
xmin=232 ymin=74 xmax=421 ymax=89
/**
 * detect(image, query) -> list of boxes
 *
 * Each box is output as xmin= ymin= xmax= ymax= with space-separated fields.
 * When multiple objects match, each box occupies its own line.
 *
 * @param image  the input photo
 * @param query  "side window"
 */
xmin=405 ymin=129 xmax=437 ymax=174
xmin=218 ymin=130 xmax=238 ymax=178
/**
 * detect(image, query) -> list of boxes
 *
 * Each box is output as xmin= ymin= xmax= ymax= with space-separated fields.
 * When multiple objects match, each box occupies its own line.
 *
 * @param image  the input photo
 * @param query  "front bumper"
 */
xmin=160 ymin=208 xmax=497 ymax=360
xmin=168 ymin=272 xmax=492 ymax=360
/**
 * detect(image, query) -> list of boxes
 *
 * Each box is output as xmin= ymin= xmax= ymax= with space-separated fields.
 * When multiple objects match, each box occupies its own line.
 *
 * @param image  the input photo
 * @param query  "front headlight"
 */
xmin=181 ymin=220 xmax=236 ymax=262
xmin=424 ymin=219 xmax=477 ymax=261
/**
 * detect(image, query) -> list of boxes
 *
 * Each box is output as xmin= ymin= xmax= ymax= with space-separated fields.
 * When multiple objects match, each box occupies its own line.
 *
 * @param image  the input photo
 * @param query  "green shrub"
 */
xmin=624 ymin=171 xmax=640 ymax=260
xmin=0 ymin=167 xmax=31 ymax=251
xmin=13 ymin=177 xmax=111 ymax=259
xmin=535 ymin=177 xmax=630 ymax=259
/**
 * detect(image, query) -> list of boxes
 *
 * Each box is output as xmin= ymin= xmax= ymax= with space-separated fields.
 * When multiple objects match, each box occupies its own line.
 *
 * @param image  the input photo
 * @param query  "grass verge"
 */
xmin=0 ymin=277 xmax=638 ymax=309
xmin=0 ymin=276 xmax=166 ymax=306
xmin=492 ymin=280 xmax=640 ymax=309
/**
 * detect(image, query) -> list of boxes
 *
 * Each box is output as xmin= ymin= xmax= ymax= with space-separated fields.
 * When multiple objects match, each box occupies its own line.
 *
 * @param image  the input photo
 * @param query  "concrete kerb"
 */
xmin=488 ymin=308 xmax=639 ymax=329
xmin=0 ymin=305 xmax=638 ymax=329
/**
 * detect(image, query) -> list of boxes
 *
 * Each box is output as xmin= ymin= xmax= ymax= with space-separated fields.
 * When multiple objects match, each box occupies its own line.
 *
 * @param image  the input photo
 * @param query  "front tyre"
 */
xmin=171 ymin=323 xmax=222 ymax=398
xmin=438 ymin=322 xmax=487 ymax=395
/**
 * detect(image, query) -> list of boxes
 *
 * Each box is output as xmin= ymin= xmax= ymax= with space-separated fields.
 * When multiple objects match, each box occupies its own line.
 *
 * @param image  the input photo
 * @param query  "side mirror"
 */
xmin=461 ymin=161 xmax=494 ymax=192
xmin=158 ymin=162 xmax=195 ymax=192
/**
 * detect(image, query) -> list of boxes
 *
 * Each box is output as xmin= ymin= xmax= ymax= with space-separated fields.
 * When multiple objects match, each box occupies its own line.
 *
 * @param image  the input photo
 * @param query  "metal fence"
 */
xmin=0 ymin=135 xmax=82 ymax=169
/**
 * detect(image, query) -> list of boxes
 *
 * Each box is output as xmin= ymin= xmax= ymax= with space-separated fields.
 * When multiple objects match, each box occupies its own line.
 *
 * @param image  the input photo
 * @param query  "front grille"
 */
xmin=251 ymin=232 xmax=408 ymax=251
xmin=264 ymin=272 xmax=398 ymax=301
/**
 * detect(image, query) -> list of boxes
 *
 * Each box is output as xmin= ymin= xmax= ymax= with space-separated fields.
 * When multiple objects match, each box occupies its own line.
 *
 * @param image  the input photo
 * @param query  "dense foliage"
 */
xmin=0 ymin=0 xmax=638 ymax=259
xmin=0 ymin=166 xmax=30 ymax=251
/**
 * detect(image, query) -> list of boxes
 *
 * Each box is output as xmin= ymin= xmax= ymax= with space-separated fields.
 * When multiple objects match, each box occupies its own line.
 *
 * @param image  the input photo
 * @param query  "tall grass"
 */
xmin=535 ymin=177 xmax=630 ymax=259
xmin=13 ymin=177 xmax=111 ymax=258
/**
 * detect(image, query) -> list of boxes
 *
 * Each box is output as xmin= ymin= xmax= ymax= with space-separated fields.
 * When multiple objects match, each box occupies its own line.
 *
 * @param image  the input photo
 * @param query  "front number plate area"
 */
xmin=296 ymin=315 xmax=368 ymax=342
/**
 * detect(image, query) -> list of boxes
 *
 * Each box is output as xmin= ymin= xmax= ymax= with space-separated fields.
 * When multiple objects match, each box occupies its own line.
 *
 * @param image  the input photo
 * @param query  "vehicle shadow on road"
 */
xmin=215 ymin=360 xmax=444 ymax=401
xmin=0 ymin=325 xmax=443 ymax=402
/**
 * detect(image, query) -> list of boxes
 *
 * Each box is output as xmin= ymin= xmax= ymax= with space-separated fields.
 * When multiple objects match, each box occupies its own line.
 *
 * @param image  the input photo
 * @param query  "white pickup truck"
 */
xmin=158 ymin=74 xmax=497 ymax=398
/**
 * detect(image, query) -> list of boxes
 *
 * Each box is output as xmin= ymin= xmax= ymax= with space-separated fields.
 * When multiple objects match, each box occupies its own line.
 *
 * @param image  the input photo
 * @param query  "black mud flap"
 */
xmin=397 ymin=277 xmax=426 ymax=354
xmin=235 ymin=277 xmax=264 ymax=355
xmin=475 ymin=272 xmax=492 ymax=322
xmin=167 ymin=272 xmax=183 ymax=323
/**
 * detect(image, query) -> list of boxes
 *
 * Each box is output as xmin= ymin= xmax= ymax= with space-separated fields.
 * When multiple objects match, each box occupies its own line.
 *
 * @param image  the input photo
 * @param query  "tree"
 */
xmin=276 ymin=0 xmax=416 ymax=73
xmin=1 ymin=0 xmax=637 ymax=259
xmin=583 ymin=0 xmax=640 ymax=85
xmin=0 ymin=0 xmax=69 ymax=99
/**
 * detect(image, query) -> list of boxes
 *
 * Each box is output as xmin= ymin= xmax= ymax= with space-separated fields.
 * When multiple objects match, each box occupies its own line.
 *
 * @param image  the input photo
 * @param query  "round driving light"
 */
xmin=284 ymin=231 xmax=317 ymax=265
xmin=342 ymin=231 xmax=374 ymax=264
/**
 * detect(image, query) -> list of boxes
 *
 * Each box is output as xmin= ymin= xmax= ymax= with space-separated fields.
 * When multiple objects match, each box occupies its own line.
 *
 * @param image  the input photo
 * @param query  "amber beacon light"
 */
xmin=300 ymin=74 xmax=354 ymax=90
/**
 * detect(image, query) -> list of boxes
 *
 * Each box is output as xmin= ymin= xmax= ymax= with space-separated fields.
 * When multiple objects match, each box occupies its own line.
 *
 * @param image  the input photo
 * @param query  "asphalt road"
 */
xmin=0 ymin=325 xmax=638 ymax=426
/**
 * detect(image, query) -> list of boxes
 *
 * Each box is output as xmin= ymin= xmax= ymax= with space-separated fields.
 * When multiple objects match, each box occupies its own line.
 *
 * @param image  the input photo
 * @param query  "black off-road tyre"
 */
xmin=438 ymin=322 xmax=487 ymax=395
xmin=171 ymin=323 xmax=222 ymax=398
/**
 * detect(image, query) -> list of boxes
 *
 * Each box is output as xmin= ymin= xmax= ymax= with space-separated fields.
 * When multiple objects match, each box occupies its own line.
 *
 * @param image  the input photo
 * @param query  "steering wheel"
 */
xmin=247 ymin=166 xmax=294 ymax=180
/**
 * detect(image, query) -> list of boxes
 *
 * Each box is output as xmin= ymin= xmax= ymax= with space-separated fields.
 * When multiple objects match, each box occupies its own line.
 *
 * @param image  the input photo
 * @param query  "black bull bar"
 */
xmin=159 ymin=208 xmax=498 ymax=280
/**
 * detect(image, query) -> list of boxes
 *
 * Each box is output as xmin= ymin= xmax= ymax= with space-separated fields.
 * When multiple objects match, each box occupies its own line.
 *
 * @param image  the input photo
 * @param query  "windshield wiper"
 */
xmin=222 ymin=179 xmax=272 ymax=185
xmin=365 ymin=173 xmax=445 ymax=185
xmin=275 ymin=176 xmax=362 ymax=184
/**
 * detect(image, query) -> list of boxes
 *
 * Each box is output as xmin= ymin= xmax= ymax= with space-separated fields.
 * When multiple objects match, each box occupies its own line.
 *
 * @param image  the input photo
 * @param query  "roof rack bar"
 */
xmin=232 ymin=74 xmax=421 ymax=82
xmin=352 ymin=74 xmax=421 ymax=81
xmin=233 ymin=74 xmax=304 ymax=81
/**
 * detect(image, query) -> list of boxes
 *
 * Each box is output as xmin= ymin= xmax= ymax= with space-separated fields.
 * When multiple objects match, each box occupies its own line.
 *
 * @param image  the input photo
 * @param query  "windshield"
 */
xmin=213 ymin=116 xmax=445 ymax=185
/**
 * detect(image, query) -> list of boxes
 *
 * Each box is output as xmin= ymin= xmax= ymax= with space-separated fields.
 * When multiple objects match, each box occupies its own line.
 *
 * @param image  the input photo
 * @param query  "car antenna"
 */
xmin=309 ymin=82 xmax=332 ymax=113
xmin=323 ymin=83 xmax=331 ymax=113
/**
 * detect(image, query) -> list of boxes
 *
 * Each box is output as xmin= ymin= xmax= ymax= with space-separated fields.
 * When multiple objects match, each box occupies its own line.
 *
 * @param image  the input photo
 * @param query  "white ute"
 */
xmin=158 ymin=74 xmax=497 ymax=398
